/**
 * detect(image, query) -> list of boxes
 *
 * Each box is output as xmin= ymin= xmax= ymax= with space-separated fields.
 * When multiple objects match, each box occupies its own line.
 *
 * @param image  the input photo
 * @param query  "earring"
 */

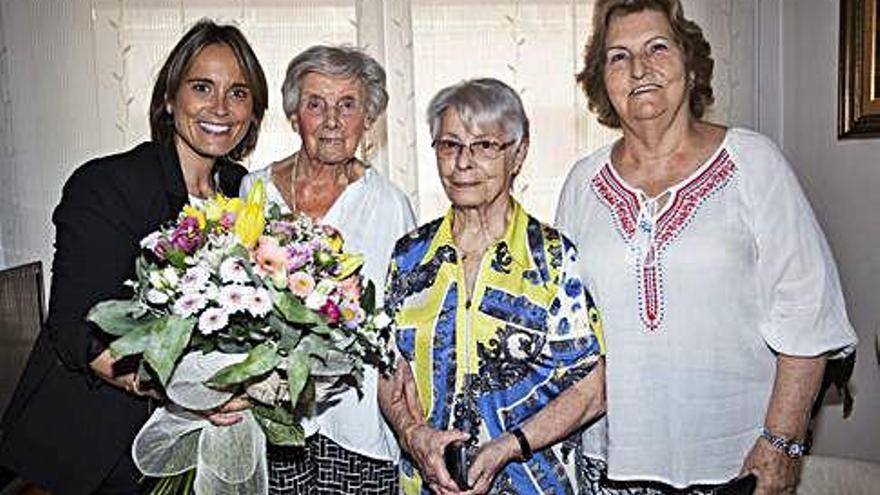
xmin=166 ymin=103 xmax=173 ymax=115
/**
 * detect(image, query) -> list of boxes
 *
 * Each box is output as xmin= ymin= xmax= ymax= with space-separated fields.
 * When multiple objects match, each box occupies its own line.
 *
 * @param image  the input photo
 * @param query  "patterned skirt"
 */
xmin=268 ymin=434 xmax=399 ymax=494
xmin=579 ymin=457 xmax=724 ymax=495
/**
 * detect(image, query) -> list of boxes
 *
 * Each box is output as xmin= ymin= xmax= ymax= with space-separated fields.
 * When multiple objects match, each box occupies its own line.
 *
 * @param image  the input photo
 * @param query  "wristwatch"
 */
xmin=760 ymin=427 xmax=806 ymax=459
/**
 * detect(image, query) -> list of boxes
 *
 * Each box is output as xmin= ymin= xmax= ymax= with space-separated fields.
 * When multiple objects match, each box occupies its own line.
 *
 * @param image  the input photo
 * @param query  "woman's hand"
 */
xmin=464 ymin=432 xmax=518 ymax=494
xmin=405 ymin=423 xmax=470 ymax=494
xmin=196 ymin=395 xmax=252 ymax=427
xmin=89 ymin=349 xmax=162 ymax=400
xmin=741 ymin=439 xmax=799 ymax=495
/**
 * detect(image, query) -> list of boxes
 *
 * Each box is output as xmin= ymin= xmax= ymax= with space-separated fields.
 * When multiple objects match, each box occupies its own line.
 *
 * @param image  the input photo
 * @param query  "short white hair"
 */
xmin=426 ymin=78 xmax=529 ymax=143
xmin=281 ymin=45 xmax=388 ymax=121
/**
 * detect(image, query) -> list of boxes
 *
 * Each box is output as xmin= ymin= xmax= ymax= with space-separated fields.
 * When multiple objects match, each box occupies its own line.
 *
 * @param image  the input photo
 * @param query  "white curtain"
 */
xmin=0 ymin=0 xmax=754 ymax=274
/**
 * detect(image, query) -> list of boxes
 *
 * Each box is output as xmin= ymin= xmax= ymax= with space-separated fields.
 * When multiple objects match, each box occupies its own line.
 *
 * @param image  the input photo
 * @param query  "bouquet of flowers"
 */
xmin=87 ymin=180 xmax=394 ymax=494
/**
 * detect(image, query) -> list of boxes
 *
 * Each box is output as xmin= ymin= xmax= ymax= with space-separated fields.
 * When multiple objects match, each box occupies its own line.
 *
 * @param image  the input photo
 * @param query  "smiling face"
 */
xmin=602 ymin=9 xmax=689 ymax=128
xmin=168 ymin=44 xmax=254 ymax=166
xmin=292 ymin=72 xmax=369 ymax=166
xmin=435 ymin=108 xmax=525 ymax=210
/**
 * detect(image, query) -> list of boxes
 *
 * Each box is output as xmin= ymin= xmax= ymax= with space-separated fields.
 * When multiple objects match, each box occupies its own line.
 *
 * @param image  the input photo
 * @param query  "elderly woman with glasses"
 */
xmin=378 ymin=78 xmax=606 ymax=494
xmin=239 ymin=45 xmax=415 ymax=494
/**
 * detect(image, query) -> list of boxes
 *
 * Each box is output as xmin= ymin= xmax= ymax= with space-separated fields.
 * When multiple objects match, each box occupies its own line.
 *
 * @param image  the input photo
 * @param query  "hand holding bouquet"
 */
xmin=87 ymin=180 xmax=395 ymax=493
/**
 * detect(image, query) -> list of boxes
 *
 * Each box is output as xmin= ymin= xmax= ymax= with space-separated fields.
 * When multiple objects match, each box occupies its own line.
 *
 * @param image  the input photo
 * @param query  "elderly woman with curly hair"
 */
xmin=239 ymin=44 xmax=415 ymax=494
xmin=556 ymin=1 xmax=857 ymax=494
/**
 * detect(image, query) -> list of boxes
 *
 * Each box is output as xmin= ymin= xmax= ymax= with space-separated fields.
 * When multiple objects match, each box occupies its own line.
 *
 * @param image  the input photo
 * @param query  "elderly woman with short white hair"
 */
xmin=378 ymin=78 xmax=606 ymax=494
xmin=240 ymin=44 xmax=415 ymax=494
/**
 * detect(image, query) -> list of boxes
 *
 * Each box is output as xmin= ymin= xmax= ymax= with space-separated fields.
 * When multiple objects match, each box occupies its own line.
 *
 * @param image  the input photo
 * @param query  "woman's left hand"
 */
xmin=464 ymin=432 xmax=519 ymax=494
xmin=740 ymin=439 xmax=800 ymax=495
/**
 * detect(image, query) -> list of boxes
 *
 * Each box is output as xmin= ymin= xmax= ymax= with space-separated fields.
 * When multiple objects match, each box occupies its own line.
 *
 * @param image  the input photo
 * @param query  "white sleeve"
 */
xmin=752 ymin=144 xmax=857 ymax=357
xmin=238 ymin=172 xmax=255 ymax=199
xmin=555 ymin=160 xmax=582 ymax=238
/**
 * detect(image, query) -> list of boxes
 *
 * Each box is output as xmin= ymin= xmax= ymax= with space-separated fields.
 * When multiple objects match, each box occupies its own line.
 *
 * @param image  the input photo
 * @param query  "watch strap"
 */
xmin=760 ymin=427 xmax=806 ymax=459
xmin=510 ymin=427 xmax=533 ymax=461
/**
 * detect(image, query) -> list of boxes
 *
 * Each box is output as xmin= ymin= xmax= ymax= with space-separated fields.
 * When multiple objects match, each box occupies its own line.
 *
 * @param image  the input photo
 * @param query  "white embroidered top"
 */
xmin=556 ymin=128 xmax=857 ymax=488
xmin=240 ymin=164 xmax=417 ymax=462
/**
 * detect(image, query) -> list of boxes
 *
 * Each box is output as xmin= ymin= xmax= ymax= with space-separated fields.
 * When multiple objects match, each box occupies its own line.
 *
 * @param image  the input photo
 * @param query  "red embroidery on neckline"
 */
xmin=590 ymin=150 xmax=736 ymax=331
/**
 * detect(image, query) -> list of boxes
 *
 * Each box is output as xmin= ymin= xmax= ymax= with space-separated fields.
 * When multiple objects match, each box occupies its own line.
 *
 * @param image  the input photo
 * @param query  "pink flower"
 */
xmin=219 ymin=211 xmax=237 ymax=230
xmin=319 ymin=300 xmax=341 ymax=324
xmin=338 ymin=276 xmax=361 ymax=303
xmin=254 ymin=236 xmax=289 ymax=275
xmin=170 ymin=217 xmax=204 ymax=254
xmin=287 ymin=272 xmax=316 ymax=299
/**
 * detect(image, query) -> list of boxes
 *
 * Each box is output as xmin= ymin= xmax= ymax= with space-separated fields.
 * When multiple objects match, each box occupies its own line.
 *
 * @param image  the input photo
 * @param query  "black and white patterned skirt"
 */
xmin=268 ymin=434 xmax=399 ymax=494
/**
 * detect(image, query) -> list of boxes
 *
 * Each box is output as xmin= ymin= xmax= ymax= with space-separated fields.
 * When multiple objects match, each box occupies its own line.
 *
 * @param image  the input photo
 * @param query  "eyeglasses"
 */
xmin=432 ymin=138 xmax=516 ymax=161
xmin=301 ymin=95 xmax=363 ymax=118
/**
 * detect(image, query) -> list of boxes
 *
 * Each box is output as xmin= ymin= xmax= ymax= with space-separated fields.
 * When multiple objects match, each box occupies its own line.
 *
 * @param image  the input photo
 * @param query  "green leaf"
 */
xmin=362 ymin=280 xmax=376 ymax=314
xmin=165 ymin=249 xmax=187 ymax=269
xmin=109 ymin=321 xmax=156 ymax=358
xmin=274 ymin=291 xmax=323 ymax=325
xmin=144 ymin=316 xmax=194 ymax=385
xmin=253 ymin=405 xmax=305 ymax=447
xmin=269 ymin=314 xmax=301 ymax=352
xmin=207 ymin=342 xmax=280 ymax=387
xmin=310 ymin=349 xmax=355 ymax=377
xmin=88 ymin=300 xmax=154 ymax=336
xmin=286 ymin=351 xmax=310 ymax=407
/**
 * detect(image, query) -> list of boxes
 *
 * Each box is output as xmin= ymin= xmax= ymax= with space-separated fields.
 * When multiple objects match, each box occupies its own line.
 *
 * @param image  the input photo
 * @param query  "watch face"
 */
xmin=787 ymin=443 xmax=805 ymax=458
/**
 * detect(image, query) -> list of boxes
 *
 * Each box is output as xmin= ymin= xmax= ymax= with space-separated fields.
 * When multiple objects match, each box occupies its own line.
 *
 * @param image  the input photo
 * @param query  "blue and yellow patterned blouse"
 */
xmin=385 ymin=200 xmax=604 ymax=495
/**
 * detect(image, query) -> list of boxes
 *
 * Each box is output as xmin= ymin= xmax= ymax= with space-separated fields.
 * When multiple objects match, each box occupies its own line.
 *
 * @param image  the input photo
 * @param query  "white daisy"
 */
xmin=198 ymin=307 xmax=229 ymax=335
xmin=305 ymin=279 xmax=337 ymax=311
xmin=145 ymin=288 xmax=170 ymax=306
xmin=246 ymin=287 xmax=273 ymax=317
xmin=219 ymin=257 xmax=250 ymax=284
xmin=203 ymin=282 xmax=220 ymax=301
xmin=218 ymin=284 xmax=254 ymax=314
xmin=139 ymin=231 xmax=162 ymax=251
xmin=172 ymin=292 xmax=208 ymax=318
xmin=180 ymin=265 xmax=211 ymax=293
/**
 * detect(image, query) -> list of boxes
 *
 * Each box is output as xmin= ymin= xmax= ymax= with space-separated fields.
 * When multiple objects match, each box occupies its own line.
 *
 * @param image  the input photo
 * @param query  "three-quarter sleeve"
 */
xmin=752 ymin=144 xmax=857 ymax=357
xmin=47 ymin=166 xmax=138 ymax=373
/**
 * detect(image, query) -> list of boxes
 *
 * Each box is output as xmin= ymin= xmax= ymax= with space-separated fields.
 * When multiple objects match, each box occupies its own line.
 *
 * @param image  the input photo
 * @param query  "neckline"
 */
xmin=263 ymin=163 xmax=374 ymax=223
xmin=605 ymin=128 xmax=729 ymax=218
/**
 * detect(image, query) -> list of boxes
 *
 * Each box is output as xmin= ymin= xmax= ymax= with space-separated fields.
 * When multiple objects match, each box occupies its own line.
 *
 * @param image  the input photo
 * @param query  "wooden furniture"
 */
xmin=0 ymin=262 xmax=44 ymax=418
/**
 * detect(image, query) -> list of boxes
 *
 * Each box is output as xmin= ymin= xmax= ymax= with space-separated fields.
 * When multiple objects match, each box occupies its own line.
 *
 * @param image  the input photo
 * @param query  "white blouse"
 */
xmin=556 ymin=128 xmax=856 ymax=488
xmin=240 ymin=163 xmax=417 ymax=462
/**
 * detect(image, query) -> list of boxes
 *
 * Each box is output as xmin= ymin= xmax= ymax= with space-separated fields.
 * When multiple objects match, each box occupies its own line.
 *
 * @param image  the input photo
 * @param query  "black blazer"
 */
xmin=0 ymin=141 xmax=246 ymax=494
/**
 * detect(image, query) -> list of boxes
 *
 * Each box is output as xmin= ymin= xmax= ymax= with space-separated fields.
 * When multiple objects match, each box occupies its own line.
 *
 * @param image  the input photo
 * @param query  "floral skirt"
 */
xmin=268 ymin=434 xmax=399 ymax=494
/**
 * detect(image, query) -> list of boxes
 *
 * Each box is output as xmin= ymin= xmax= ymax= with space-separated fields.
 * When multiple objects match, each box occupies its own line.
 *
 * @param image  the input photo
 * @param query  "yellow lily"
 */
xmin=182 ymin=205 xmax=206 ymax=230
xmin=204 ymin=197 xmax=224 ymax=222
xmin=235 ymin=180 xmax=266 ymax=248
xmin=334 ymin=253 xmax=364 ymax=280
xmin=224 ymin=197 xmax=244 ymax=215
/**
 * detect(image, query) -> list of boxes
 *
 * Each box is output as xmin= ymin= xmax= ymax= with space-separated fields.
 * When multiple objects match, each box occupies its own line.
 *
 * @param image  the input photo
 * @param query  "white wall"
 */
xmin=771 ymin=0 xmax=880 ymax=461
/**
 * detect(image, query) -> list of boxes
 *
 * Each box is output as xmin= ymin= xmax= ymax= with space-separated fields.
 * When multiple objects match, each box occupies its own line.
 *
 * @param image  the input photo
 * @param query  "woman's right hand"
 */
xmin=196 ymin=394 xmax=252 ymax=426
xmin=405 ymin=423 xmax=470 ymax=495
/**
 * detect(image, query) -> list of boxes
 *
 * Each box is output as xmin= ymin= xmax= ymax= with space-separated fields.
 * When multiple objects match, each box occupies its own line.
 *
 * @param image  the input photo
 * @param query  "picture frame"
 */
xmin=839 ymin=0 xmax=880 ymax=138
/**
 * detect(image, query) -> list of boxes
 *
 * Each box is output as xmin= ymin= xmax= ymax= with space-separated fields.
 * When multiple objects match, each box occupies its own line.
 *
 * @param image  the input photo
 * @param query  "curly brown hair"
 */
xmin=576 ymin=0 xmax=714 ymax=128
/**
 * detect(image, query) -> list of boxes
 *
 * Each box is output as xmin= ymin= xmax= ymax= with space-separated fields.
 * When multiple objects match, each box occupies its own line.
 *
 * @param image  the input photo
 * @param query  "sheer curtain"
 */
xmin=0 ymin=0 xmax=755 ymax=273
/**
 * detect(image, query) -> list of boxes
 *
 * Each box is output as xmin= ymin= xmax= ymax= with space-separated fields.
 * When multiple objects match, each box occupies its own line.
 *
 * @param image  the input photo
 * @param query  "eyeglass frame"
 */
xmin=431 ymin=137 xmax=518 ymax=162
